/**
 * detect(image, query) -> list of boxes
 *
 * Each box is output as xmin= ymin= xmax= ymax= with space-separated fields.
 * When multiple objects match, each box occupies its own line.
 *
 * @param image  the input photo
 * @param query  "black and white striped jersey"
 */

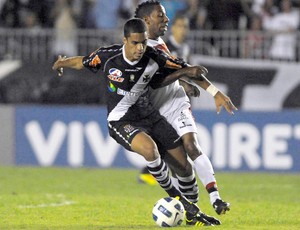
xmin=82 ymin=44 xmax=176 ymax=122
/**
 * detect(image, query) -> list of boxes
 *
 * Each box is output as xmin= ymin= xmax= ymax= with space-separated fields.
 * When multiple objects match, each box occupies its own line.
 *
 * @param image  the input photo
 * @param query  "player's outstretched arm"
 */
xmin=52 ymin=55 xmax=85 ymax=76
xmin=190 ymin=68 xmax=238 ymax=114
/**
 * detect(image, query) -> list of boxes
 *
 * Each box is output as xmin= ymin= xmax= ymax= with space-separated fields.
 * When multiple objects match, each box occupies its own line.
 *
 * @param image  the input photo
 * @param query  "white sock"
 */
xmin=193 ymin=154 xmax=216 ymax=187
xmin=193 ymin=154 xmax=221 ymax=204
xmin=170 ymin=176 xmax=179 ymax=190
xmin=210 ymin=191 xmax=220 ymax=205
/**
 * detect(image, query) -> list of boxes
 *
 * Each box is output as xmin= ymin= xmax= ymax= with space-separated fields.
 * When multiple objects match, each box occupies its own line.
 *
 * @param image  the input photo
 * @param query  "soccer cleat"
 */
xmin=186 ymin=212 xmax=213 ymax=226
xmin=198 ymin=211 xmax=221 ymax=225
xmin=137 ymin=173 xmax=157 ymax=185
xmin=213 ymin=199 xmax=230 ymax=215
xmin=175 ymin=195 xmax=199 ymax=219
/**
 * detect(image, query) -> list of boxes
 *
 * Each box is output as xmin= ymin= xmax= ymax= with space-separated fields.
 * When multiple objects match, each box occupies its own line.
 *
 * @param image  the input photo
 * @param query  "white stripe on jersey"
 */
xmin=107 ymin=58 xmax=159 ymax=122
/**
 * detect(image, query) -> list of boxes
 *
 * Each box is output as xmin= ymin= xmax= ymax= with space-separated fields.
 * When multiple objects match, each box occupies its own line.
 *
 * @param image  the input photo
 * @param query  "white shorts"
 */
xmin=166 ymin=108 xmax=198 ymax=137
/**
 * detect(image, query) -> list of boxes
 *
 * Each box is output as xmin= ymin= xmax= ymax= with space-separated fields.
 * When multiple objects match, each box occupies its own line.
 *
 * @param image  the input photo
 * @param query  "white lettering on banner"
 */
xmin=25 ymin=121 xmax=67 ymax=166
xmin=263 ymin=124 xmax=292 ymax=169
xmin=229 ymin=123 xmax=261 ymax=169
xmin=84 ymin=121 xmax=120 ymax=167
xmin=68 ymin=122 xmax=84 ymax=167
xmin=24 ymin=120 xmax=297 ymax=170
xmin=195 ymin=122 xmax=296 ymax=170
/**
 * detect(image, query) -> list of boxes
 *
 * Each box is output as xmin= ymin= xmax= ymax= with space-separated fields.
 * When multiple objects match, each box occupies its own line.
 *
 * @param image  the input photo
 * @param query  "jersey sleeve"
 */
xmin=146 ymin=46 xmax=188 ymax=69
xmin=82 ymin=47 xmax=106 ymax=73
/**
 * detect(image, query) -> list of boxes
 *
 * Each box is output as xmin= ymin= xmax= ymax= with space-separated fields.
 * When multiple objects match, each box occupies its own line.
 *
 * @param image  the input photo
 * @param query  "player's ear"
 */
xmin=143 ymin=16 xmax=150 ymax=25
xmin=123 ymin=37 xmax=127 ymax=45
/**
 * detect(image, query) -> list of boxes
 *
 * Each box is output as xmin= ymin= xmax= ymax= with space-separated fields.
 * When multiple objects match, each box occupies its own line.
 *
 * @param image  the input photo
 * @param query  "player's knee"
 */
xmin=175 ymin=161 xmax=193 ymax=177
xmin=184 ymin=142 xmax=202 ymax=160
xmin=142 ymin=143 xmax=159 ymax=161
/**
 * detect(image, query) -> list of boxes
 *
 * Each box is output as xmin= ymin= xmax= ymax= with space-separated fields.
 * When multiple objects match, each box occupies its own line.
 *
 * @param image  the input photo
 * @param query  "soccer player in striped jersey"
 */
xmin=52 ymin=18 xmax=214 ymax=226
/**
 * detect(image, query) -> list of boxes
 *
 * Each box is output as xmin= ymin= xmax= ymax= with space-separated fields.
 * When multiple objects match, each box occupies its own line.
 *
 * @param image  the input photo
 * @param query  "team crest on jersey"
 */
xmin=108 ymin=68 xmax=124 ymax=82
xmin=143 ymin=74 xmax=150 ymax=83
xmin=129 ymin=74 xmax=135 ymax=82
xmin=124 ymin=124 xmax=135 ymax=133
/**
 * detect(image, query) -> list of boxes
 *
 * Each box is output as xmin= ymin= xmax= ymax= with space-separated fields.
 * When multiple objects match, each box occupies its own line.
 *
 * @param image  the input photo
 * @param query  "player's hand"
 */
xmin=198 ymin=65 xmax=208 ymax=76
xmin=214 ymin=91 xmax=238 ymax=115
xmin=52 ymin=55 xmax=66 ymax=77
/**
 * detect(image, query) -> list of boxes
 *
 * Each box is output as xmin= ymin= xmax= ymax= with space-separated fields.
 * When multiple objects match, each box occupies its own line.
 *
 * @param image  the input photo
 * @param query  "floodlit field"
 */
xmin=0 ymin=167 xmax=299 ymax=229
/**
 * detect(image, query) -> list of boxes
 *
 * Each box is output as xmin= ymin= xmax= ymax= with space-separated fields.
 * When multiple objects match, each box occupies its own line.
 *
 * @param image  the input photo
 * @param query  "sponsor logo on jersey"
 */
xmin=108 ymin=68 xmax=124 ymax=82
xmin=125 ymin=67 xmax=142 ymax=72
xmin=108 ymin=81 xmax=116 ymax=92
xmin=117 ymin=88 xmax=144 ymax=97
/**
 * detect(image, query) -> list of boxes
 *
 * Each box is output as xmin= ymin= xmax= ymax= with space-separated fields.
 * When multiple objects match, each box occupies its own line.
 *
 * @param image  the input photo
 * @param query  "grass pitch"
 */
xmin=0 ymin=167 xmax=299 ymax=229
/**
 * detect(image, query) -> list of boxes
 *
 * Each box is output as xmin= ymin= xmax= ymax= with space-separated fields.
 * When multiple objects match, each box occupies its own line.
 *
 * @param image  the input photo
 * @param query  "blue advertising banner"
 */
xmin=15 ymin=106 xmax=300 ymax=172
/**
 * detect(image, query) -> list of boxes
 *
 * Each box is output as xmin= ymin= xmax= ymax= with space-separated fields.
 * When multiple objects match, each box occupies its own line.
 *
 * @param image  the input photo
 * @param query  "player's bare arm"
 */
xmin=154 ymin=66 xmax=208 ymax=88
xmin=52 ymin=55 xmax=85 ymax=76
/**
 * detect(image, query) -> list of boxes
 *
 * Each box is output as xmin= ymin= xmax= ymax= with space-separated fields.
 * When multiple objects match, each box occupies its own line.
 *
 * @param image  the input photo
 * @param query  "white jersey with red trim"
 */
xmin=148 ymin=38 xmax=191 ymax=119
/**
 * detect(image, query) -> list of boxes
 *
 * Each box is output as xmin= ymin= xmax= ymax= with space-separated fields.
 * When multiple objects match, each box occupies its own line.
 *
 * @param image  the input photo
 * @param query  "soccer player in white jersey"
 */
xmin=135 ymin=0 xmax=237 ymax=217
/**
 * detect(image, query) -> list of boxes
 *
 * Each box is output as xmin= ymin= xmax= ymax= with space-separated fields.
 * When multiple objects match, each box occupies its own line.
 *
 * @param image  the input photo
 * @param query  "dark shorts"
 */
xmin=108 ymin=114 xmax=182 ymax=152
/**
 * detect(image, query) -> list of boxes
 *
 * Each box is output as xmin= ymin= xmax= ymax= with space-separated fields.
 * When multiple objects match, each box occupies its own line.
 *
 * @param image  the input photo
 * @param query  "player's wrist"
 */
xmin=206 ymin=84 xmax=219 ymax=97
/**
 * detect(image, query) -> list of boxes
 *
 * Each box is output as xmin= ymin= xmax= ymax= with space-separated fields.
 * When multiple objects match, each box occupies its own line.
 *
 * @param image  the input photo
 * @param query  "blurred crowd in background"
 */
xmin=2 ymin=0 xmax=300 ymax=60
xmin=1 ymin=0 xmax=300 ymax=31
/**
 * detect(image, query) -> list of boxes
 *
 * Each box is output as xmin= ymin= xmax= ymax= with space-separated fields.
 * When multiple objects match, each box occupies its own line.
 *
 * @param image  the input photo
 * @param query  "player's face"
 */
xmin=172 ymin=18 xmax=190 ymax=43
xmin=144 ymin=4 xmax=169 ymax=39
xmin=123 ymin=32 xmax=148 ymax=61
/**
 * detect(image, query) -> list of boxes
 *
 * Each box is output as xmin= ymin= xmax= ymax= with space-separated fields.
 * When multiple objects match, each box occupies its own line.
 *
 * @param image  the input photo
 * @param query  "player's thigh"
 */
xmin=151 ymin=118 xmax=187 ymax=165
xmin=108 ymin=122 xmax=158 ymax=161
xmin=151 ymin=118 xmax=182 ymax=151
xmin=108 ymin=123 xmax=139 ymax=151
xmin=131 ymin=132 xmax=159 ymax=161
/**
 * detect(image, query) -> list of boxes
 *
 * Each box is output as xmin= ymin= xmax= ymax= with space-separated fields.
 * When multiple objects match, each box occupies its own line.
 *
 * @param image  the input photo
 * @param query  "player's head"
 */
xmin=171 ymin=14 xmax=190 ymax=44
xmin=134 ymin=0 xmax=169 ymax=39
xmin=123 ymin=18 xmax=148 ymax=61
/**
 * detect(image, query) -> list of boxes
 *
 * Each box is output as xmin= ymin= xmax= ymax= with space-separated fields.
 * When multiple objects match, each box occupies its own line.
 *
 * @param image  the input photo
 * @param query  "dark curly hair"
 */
xmin=134 ymin=0 xmax=161 ymax=19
